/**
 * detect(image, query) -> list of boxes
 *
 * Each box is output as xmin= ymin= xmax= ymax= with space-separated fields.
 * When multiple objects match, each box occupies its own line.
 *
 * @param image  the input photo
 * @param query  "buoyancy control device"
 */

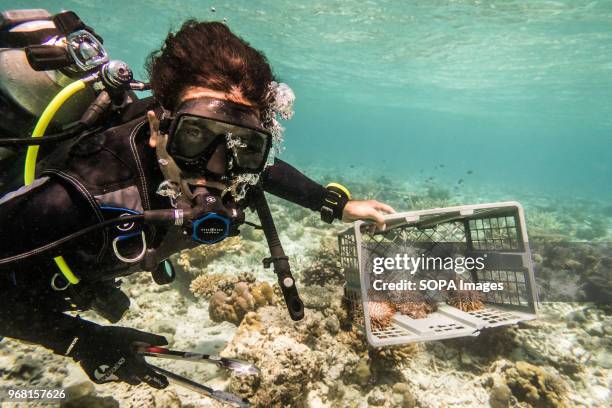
xmin=0 ymin=8 xmax=304 ymax=322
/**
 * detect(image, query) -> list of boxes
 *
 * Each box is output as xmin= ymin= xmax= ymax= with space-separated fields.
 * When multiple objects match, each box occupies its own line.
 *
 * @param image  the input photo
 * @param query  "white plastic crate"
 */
xmin=339 ymin=201 xmax=538 ymax=347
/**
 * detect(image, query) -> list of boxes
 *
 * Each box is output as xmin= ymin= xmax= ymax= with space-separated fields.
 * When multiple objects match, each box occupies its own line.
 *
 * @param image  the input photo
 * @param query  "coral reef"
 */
xmin=209 ymin=281 xmax=275 ymax=325
xmin=535 ymin=242 xmax=612 ymax=303
xmin=189 ymin=273 xmax=238 ymax=298
xmin=222 ymin=308 xmax=326 ymax=407
xmin=189 ymin=271 xmax=256 ymax=298
xmin=300 ymin=241 xmax=345 ymax=287
xmin=496 ymin=360 xmax=569 ymax=408
xmin=175 ymin=236 xmax=244 ymax=276
xmin=526 ymin=209 xmax=568 ymax=241
xmin=369 ymin=343 xmax=419 ymax=370
xmin=2 ymin=169 xmax=611 ymax=408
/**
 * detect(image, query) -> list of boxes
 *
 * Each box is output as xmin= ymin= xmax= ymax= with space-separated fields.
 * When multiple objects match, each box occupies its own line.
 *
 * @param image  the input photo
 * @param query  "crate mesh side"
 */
xmin=468 ymin=215 xmax=522 ymax=251
xmin=339 ymin=233 xmax=358 ymax=269
xmin=343 ymin=286 xmax=364 ymax=327
xmin=475 ymin=269 xmax=530 ymax=307
xmin=340 ymin=205 xmax=535 ymax=346
xmin=361 ymin=221 xmax=472 ymax=303
xmin=468 ymin=308 xmax=521 ymax=324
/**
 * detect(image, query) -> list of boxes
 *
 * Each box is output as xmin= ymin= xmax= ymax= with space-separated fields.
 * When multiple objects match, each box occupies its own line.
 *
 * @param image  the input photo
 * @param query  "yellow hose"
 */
xmin=25 ymin=79 xmax=88 ymax=285
xmin=24 ymin=80 xmax=87 ymax=185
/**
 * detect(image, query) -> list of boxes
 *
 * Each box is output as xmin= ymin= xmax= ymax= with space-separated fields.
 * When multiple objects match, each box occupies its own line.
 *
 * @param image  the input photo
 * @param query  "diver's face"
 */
xmin=150 ymin=87 xmax=266 ymax=190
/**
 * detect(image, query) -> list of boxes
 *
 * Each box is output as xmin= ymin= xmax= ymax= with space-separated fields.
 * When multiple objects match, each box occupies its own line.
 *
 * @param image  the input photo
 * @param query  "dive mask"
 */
xmin=164 ymin=97 xmax=272 ymax=177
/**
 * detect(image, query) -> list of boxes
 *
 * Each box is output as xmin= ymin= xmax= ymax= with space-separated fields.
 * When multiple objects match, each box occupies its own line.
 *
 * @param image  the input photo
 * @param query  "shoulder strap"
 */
xmin=42 ymin=168 xmax=109 ymax=264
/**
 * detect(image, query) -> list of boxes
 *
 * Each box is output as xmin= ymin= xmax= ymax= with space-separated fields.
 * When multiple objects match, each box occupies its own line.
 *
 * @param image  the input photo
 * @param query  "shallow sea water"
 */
xmin=5 ymin=0 xmax=612 ymax=202
xmin=1 ymin=3 xmax=611 ymax=407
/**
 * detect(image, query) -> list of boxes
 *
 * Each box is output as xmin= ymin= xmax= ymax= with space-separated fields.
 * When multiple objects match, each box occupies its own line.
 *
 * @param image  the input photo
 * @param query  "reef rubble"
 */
xmin=0 ymin=178 xmax=610 ymax=407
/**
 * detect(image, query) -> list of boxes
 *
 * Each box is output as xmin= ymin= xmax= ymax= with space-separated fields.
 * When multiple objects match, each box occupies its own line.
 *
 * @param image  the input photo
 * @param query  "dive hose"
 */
xmin=0 ymin=215 xmax=144 ymax=266
xmin=0 ymin=209 xmax=200 ymax=266
xmin=24 ymin=78 xmax=91 ymax=185
xmin=23 ymin=77 xmax=94 ymax=285
xmin=0 ymin=126 xmax=102 ymax=146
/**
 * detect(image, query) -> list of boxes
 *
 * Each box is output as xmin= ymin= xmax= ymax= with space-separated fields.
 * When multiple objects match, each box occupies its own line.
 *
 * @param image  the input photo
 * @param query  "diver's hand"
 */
xmin=67 ymin=324 xmax=169 ymax=389
xmin=342 ymin=200 xmax=395 ymax=230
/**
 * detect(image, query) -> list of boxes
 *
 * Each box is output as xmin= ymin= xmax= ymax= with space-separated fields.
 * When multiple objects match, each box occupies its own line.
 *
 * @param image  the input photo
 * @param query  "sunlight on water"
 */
xmin=5 ymin=0 xmax=612 ymax=200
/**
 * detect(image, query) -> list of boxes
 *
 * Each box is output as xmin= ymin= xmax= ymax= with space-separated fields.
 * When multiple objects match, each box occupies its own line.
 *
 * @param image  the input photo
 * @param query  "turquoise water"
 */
xmin=6 ymin=0 xmax=612 ymax=201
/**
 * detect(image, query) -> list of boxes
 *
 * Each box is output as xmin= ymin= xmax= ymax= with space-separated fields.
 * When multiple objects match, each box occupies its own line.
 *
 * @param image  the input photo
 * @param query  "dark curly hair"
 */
xmin=146 ymin=20 xmax=275 ymax=111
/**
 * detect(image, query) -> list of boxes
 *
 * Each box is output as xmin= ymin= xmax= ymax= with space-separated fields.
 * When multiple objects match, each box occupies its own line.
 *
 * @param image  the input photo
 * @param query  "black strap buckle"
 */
xmin=52 ymin=11 xmax=85 ymax=35
xmin=262 ymin=255 xmax=288 ymax=269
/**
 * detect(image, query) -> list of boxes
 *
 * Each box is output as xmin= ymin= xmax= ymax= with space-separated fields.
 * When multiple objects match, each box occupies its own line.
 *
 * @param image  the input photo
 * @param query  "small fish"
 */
xmin=457 ymin=179 xmax=464 ymax=184
xmin=349 ymin=164 xmax=355 ymax=169
xmin=439 ymin=164 xmax=445 ymax=168
xmin=467 ymin=170 xmax=473 ymax=175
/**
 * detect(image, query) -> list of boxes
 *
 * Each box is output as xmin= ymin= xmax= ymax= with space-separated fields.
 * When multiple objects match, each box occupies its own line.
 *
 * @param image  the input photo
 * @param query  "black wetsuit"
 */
xmin=0 ymin=100 xmax=329 ymax=356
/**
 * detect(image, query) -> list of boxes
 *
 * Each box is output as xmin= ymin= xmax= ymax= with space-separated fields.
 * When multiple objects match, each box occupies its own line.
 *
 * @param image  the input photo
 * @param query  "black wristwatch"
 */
xmin=320 ymin=183 xmax=351 ymax=224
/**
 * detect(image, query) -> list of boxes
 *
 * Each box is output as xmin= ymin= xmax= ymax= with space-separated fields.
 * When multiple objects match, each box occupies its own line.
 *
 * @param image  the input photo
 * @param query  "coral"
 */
xmin=301 ymin=284 xmax=340 ymax=311
xmin=489 ymin=383 xmax=512 ymax=408
xmin=190 ymin=273 xmax=231 ymax=298
xmin=237 ymin=271 xmax=257 ymax=284
xmin=536 ymin=243 xmax=612 ymax=303
xmin=392 ymin=383 xmax=417 ymax=408
xmin=222 ymin=308 xmax=326 ymax=407
xmin=501 ymin=361 xmax=568 ymax=408
xmin=209 ymin=281 xmax=275 ymax=325
xmin=301 ymin=241 xmax=345 ymax=287
xmin=368 ymin=344 xmax=419 ymax=383
xmin=352 ymin=358 xmax=371 ymax=386
xmin=370 ymin=344 xmax=419 ymax=368
xmin=190 ymin=271 xmax=257 ymax=298
xmin=176 ymin=236 xmax=244 ymax=274
xmin=251 ymin=281 xmax=275 ymax=306
xmin=117 ymin=385 xmax=182 ymax=408
xmin=368 ymin=300 xmax=396 ymax=330
xmin=62 ymin=395 xmax=120 ymax=408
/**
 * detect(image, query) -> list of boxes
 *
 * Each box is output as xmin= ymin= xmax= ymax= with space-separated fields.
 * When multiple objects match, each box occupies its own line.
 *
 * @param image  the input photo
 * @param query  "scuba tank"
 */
xmin=0 ymin=9 xmax=97 ymax=139
xmin=0 ymin=9 xmax=149 ymax=193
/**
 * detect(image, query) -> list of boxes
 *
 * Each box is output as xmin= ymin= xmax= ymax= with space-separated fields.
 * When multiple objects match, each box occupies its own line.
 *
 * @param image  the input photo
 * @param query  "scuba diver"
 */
xmin=0 ymin=9 xmax=394 ymax=399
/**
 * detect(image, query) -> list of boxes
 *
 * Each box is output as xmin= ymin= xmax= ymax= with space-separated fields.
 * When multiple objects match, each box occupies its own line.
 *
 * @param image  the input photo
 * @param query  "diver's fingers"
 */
xmin=371 ymin=201 xmax=396 ymax=214
xmin=147 ymin=111 xmax=161 ymax=148
xmin=362 ymin=207 xmax=386 ymax=231
xmin=147 ymin=110 xmax=160 ymax=135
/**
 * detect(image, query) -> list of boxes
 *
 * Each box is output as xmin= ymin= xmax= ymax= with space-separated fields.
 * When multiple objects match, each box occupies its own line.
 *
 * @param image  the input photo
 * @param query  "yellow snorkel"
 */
xmin=24 ymin=77 xmax=94 ymax=286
